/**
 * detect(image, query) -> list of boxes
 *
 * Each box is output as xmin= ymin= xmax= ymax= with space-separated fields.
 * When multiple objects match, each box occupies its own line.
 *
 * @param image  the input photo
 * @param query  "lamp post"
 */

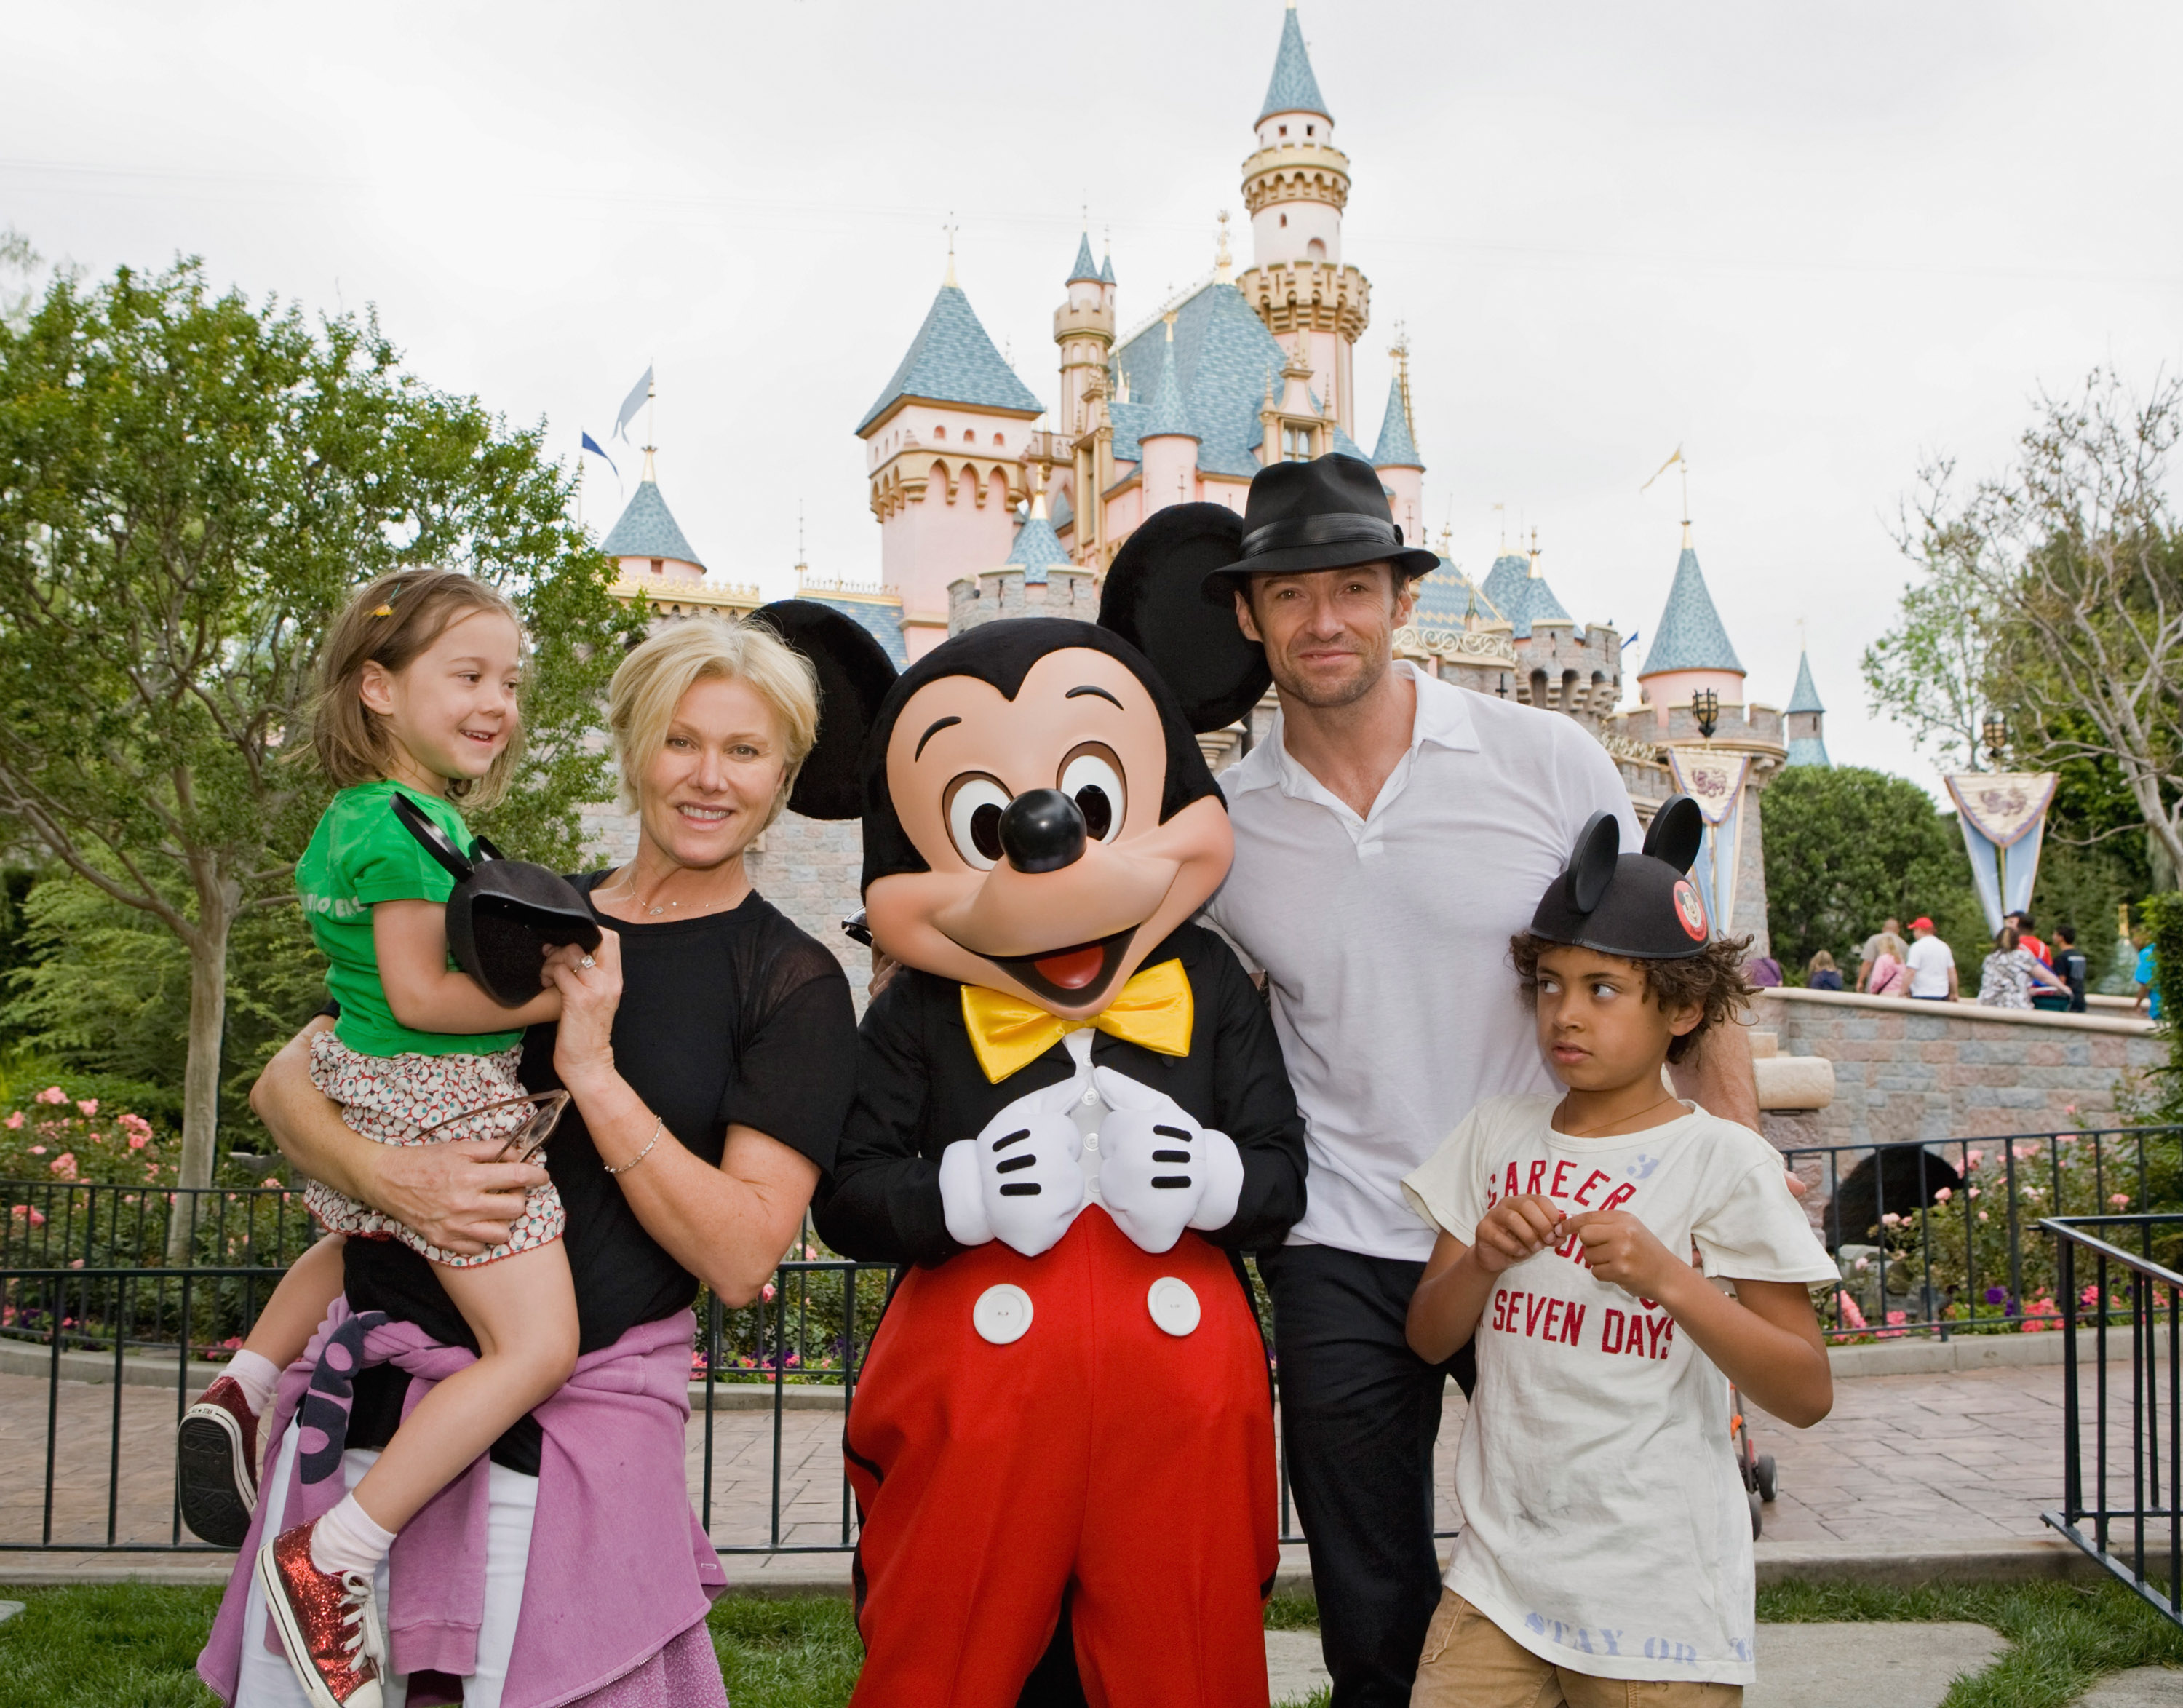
xmin=1693 ymin=688 xmax=1719 ymax=739
xmin=1983 ymin=712 xmax=2008 ymax=770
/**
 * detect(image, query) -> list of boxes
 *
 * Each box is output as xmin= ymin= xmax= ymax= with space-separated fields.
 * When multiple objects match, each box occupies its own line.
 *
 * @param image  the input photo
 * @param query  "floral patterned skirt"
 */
xmin=304 ymin=1032 xmax=565 ymax=1269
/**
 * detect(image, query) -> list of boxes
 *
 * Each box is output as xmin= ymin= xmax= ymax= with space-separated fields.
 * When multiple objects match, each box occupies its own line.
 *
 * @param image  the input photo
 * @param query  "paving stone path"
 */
xmin=0 ymin=1357 xmax=2149 ymax=1556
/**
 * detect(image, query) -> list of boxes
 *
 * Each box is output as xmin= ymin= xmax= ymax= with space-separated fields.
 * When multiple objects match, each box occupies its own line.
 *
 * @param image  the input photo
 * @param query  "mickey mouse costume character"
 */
xmin=774 ymin=512 xmax=1309 ymax=1708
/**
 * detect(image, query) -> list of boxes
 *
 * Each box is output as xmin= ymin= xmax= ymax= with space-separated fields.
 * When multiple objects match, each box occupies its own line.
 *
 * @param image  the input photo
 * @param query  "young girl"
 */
xmin=180 ymin=569 xmax=580 ymax=1708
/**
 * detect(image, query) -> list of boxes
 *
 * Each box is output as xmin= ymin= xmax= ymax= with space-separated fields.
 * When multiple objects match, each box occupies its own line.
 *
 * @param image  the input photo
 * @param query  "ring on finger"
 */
xmin=579 ymin=954 xmax=597 ymax=969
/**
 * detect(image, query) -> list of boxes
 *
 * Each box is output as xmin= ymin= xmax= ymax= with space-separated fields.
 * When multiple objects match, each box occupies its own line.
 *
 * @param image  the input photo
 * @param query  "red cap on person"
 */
xmin=1910 ymin=916 xmax=1935 ymax=932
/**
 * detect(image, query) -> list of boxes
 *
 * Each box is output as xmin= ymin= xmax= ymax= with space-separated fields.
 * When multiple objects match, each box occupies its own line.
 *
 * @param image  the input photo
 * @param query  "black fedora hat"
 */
xmin=389 ymin=795 xmax=603 ymax=1006
xmin=1527 ymin=795 xmax=1712 ymax=961
xmin=1200 ymin=452 xmax=1441 ymax=603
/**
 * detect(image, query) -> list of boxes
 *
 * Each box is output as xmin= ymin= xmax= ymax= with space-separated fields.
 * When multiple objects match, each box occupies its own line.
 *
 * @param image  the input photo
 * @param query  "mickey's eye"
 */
xmin=1057 ymin=744 xmax=1126 ymax=843
xmin=943 ymin=774 xmax=1011 ymax=870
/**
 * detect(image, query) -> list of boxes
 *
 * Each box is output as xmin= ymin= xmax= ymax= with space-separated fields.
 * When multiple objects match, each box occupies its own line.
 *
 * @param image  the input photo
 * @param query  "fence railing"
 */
xmin=5 ymin=1123 xmax=2179 ymax=1558
xmin=1777 ymin=1125 xmax=2182 ymax=1343
xmin=2040 ymin=1214 xmax=2181 ymax=1628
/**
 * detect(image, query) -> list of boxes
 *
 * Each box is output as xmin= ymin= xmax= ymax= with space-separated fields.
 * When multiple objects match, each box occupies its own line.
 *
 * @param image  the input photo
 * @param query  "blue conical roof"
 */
xmin=1641 ymin=543 xmax=1744 ymax=675
xmin=1786 ymin=648 xmax=1825 ymax=714
xmin=1068 ymin=233 xmax=1100 ymax=285
xmin=1477 ymin=551 xmax=1570 ymax=640
xmin=1372 ymin=374 xmax=1420 ymax=468
xmin=1258 ymin=6 xmax=1331 ymax=123
xmin=1785 ymin=735 xmax=1832 ymax=768
xmin=1100 ymin=253 xmax=1115 ymax=285
xmin=1142 ymin=329 xmax=1198 ymax=440
xmin=600 ymin=477 xmax=704 ymax=570
xmin=1006 ymin=514 xmax=1072 ymax=586
xmin=856 ymin=283 xmax=1043 ymax=434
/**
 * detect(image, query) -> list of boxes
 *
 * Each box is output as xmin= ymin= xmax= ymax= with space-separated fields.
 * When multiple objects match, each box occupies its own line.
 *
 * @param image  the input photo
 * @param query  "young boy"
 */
xmin=1401 ymin=798 xmax=1837 ymax=1706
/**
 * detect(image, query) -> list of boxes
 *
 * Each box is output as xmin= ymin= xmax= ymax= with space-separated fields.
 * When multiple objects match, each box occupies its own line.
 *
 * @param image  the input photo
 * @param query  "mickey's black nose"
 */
xmin=998 ymin=789 xmax=1087 ymax=874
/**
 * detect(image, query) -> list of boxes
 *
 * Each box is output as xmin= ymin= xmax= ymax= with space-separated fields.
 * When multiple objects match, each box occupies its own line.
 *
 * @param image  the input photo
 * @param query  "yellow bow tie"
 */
xmin=960 ymin=958 xmax=1194 ymax=1084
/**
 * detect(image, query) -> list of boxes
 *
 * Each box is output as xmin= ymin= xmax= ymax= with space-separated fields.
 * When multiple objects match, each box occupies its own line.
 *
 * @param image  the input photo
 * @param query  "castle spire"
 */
xmin=1258 ymin=2 xmax=1330 ymax=124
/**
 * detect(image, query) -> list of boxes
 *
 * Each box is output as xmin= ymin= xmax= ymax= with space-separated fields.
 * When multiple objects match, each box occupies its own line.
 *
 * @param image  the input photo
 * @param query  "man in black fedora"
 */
xmin=1161 ymin=452 xmax=1761 ymax=1705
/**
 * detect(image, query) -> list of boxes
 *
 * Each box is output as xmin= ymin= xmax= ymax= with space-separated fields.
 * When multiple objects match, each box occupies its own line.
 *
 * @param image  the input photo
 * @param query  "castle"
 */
xmin=588 ymin=3 xmax=1830 ymax=970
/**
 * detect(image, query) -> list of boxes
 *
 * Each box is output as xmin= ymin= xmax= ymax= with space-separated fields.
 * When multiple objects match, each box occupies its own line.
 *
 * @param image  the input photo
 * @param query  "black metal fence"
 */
xmin=2040 ymin=1214 xmax=2181 ymax=1627
xmin=5 ymin=1124 xmax=2179 ymax=1560
xmin=1777 ymin=1125 xmax=2182 ymax=1343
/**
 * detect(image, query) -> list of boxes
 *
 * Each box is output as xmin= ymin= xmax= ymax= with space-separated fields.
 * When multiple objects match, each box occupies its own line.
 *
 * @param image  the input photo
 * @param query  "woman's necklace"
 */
xmin=1556 ymin=1093 xmax=1682 ymax=1140
xmin=600 ymin=870 xmax=740 ymax=919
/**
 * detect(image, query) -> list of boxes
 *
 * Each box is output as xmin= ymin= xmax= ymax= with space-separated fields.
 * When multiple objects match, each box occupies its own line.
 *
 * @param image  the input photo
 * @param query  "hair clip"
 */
xmin=372 ymin=603 xmax=395 ymax=616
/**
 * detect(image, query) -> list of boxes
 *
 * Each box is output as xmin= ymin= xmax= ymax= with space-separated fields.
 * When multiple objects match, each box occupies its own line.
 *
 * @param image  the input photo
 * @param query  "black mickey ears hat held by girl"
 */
xmin=1527 ymin=795 xmax=1711 ymax=960
xmin=389 ymin=795 xmax=603 ymax=1006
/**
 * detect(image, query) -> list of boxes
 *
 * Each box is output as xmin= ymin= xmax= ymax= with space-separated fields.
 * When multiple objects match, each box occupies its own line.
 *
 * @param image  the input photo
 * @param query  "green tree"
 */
xmin=1861 ymin=523 xmax=1993 ymax=774
xmin=1761 ymin=765 xmax=1987 ymax=980
xmin=0 ymin=256 xmax=640 ymax=1233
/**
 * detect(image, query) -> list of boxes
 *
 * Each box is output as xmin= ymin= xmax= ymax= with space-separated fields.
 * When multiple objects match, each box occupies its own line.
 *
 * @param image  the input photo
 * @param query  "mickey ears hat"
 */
xmin=1100 ymin=503 xmax=1272 ymax=731
xmin=389 ymin=795 xmax=603 ymax=1006
xmin=1198 ymin=453 xmax=1441 ymax=603
xmin=1527 ymin=795 xmax=1712 ymax=959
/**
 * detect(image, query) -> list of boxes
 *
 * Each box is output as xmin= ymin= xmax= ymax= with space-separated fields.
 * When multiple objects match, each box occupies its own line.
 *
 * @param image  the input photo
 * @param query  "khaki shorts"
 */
xmin=1410 ymin=1591 xmax=1743 ymax=1708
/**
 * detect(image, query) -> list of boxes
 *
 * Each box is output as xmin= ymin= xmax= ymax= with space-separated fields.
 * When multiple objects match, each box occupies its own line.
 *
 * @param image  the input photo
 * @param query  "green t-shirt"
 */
xmin=296 ymin=780 xmax=525 ymax=1060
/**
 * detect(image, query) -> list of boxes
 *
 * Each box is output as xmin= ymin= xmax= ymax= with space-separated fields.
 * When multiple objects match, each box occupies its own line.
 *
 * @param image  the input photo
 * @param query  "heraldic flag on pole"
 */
xmin=1944 ymin=773 xmax=2059 ymax=933
xmin=1665 ymin=748 xmax=1752 ymax=939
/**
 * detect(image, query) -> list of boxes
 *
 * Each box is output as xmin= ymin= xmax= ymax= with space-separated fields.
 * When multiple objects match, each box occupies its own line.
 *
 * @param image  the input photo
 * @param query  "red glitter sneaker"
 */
xmin=257 ymin=1520 xmax=385 ymax=1708
xmin=176 ymin=1374 xmax=258 ymax=1548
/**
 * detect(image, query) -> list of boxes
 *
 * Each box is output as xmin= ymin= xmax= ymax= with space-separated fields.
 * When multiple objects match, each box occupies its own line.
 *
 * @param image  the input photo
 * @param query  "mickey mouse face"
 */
xmin=865 ymin=643 xmax=1233 ymax=1017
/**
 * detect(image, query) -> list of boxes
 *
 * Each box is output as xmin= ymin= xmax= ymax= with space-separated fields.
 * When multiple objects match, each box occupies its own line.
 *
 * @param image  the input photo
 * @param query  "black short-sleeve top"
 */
xmin=342 ymin=878 xmax=857 ymax=1459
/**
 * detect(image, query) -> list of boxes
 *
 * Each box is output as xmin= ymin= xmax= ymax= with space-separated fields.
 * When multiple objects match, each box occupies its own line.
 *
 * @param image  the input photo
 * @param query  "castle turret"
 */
xmin=858 ymin=260 xmax=1044 ymax=659
xmin=1634 ymin=525 xmax=1746 ymax=731
xmin=1233 ymin=3 xmax=1369 ymax=438
xmin=600 ymin=449 xmax=706 ymax=584
xmin=1054 ymin=232 xmax=1116 ymax=441
xmin=1138 ymin=316 xmax=1200 ymax=515
xmin=1784 ymin=649 xmax=1831 ymax=766
xmin=1371 ymin=341 xmax=1423 ymax=544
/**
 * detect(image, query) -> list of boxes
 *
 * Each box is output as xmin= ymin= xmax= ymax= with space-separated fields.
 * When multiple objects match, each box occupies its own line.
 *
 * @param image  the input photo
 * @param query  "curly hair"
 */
xmin=1508 ymin=932 xmax=1756 ymax=1064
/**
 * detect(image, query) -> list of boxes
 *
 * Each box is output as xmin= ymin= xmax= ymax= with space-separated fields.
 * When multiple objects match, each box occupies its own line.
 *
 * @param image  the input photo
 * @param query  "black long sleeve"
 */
xmin=813 ymin=971 xmax=959 ymax=1267
xmin=1196 ymin=930 xmax=1308 ymax=1252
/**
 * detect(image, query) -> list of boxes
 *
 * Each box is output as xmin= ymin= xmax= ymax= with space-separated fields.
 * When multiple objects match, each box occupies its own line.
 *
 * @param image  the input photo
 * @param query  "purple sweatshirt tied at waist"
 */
xmin=198 ymin=1298 xmax=725 ymax=1708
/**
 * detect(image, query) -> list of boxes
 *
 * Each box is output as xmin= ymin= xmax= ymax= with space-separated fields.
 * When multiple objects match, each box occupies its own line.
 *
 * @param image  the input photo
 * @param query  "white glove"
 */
xmin=1092 ymin=1066 xmax=1245 ymax=1254
xmin=937 ymin=1076 xmax=1089 ymax=1258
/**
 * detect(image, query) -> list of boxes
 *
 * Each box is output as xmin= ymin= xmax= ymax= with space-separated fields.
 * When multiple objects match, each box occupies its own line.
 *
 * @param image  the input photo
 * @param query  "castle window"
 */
xmin=1279 ymin=124 xmax=1288 ymax=137
xmin=650 ymin=559 xmax=664 ymax=576
xmin=1305 ymin=124 xmax=1315 ymax=135
xmin=1307 ymin=238 xmax=1326 ymax=261
xmin=1279 ymin=213 xmax=1288 ymax=227
xmin=1281 ymin=424 xmax=1317 ymax=461
xmin=993 ymin=432 xmax=1004 ymax=447
xmin=933 ymin=425 xmax=947 ymax=440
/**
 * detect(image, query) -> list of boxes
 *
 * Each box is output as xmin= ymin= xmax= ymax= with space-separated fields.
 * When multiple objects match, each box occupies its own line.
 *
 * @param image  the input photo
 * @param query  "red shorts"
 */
xmin=844 ymin=1205 xmax=1278 ymax=1708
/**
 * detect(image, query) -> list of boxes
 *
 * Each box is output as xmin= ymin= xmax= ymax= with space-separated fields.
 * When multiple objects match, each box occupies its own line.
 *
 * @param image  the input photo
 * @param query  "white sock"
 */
xmin=225 ymin=1349 xmax=281 ymax=1417
xmin=310 ymin=1493 xmax=397 ymax=1578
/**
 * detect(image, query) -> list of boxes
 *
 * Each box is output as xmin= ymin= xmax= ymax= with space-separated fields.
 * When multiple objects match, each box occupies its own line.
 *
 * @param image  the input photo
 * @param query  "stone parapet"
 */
xmin=1752 ymin=986 xmax=2163 ymax=1149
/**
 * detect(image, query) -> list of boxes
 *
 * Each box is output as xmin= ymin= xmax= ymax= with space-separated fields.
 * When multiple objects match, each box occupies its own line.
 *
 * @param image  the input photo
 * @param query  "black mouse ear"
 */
xmin=749 ymin=601 xmax=901 ymax=821
xmin=1567 ymin=811 xmax=1621 ymax=913
xmin=1098 ymin=503 xmax=1271 ymax=733
xmin=1642 ymin=795 xmax=1705 ymax=874
xmin=389 ymin=793 xmax=474 ymax=883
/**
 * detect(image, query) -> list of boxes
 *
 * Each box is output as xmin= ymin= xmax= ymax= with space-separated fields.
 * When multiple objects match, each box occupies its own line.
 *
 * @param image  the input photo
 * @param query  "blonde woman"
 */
xmin=1867 ymin=932 xmax=1911 ymax=998
xmin=207 ymin=616 xmax=858 ymax=1708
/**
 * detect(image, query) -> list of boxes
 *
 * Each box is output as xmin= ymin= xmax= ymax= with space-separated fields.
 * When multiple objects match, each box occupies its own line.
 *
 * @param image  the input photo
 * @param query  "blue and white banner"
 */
xmin=614 ymin=366 xmax=653 ymax=442
xmin=1666 ymin=748 xmax=1751 ymax=940
xmin=1944 ymin=773 xmax=2058 ymax=934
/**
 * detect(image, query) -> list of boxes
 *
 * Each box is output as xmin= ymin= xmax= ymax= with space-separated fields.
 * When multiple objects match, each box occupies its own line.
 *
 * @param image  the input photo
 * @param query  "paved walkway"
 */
xmin=0 ymin=1356 xmax=2147 ymax=1557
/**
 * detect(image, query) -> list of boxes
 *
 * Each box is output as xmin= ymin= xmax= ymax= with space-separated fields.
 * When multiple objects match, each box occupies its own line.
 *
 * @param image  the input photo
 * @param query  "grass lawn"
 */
xmin=0 ymin=1578 xmax=2176 ymax=1707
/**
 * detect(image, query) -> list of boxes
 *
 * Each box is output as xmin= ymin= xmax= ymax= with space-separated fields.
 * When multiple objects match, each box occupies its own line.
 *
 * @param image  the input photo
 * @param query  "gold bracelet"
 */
xmin=603 ymin=1114 xmax=663 ymax=1176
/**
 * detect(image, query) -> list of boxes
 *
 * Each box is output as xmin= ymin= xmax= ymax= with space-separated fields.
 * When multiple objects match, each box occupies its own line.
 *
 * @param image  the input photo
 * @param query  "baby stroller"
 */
xmin=1729 ymin=1381 xmax=1779 ymax=1538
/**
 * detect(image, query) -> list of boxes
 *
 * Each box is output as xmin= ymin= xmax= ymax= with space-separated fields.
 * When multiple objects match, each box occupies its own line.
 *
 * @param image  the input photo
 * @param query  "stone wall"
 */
xmin=1753 ymin=987 xmax=2163 ymax=1149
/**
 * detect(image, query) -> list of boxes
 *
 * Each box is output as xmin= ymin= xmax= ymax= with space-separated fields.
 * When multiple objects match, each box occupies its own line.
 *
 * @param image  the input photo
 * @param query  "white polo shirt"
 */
xmin=1204 ymin=662 xmax=1639 ymax=1260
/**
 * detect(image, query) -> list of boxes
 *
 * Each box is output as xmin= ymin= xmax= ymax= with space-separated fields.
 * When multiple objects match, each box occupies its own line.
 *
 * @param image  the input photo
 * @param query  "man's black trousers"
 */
xmin=1260 ymin=1243 xmax=1474 ymax=1708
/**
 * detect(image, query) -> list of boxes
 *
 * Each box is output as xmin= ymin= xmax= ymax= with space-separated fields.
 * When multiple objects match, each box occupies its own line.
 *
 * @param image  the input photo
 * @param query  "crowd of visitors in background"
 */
xmin=1783 ymin=910 xmax=2113 ymax=1013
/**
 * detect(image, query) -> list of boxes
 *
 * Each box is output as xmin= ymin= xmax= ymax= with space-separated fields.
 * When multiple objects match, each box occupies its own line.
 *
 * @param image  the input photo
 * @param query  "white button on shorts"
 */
xmin=1146 ymin=1276 xmax=1201 ymax=1338
xmin=971 ymin=1283 xmax=1034 ymax=1346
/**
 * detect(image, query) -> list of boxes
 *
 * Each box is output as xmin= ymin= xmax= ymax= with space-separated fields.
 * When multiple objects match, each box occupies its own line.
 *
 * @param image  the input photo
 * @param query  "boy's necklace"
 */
xmin=1555 ymin=1093 xmax=1682 ymax=1139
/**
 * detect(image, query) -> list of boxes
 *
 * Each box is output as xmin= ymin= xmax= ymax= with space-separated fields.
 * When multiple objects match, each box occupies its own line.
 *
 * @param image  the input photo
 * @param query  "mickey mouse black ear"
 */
xmin=749 ymin=601 xmax=901 ymax=821
xmin=1097 ymin=504 xmax=1271 ymax=734
xmin=1567 ymin=811 xmax=1621 ymax=913
xmin=1641 ymin=795 xmax=1705 ymax=875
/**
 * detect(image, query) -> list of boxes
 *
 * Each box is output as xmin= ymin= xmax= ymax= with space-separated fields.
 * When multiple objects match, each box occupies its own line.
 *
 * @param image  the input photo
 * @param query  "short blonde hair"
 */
xmin=608 ymin=617 xmax=821 ymax=827
xmin=311 ymin=569 xmax=527 ymax=808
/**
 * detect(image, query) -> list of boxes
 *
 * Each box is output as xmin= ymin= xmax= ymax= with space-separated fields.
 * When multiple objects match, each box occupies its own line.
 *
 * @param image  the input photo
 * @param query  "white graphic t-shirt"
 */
xmin=1401 ymin=1095 xmax=1836 ymax=1686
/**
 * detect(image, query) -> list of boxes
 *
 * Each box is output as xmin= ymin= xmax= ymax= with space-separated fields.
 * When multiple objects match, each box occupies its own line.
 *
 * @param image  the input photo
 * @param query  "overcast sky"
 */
xmin=7 ymin=1 xmax=2180 ymax=795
